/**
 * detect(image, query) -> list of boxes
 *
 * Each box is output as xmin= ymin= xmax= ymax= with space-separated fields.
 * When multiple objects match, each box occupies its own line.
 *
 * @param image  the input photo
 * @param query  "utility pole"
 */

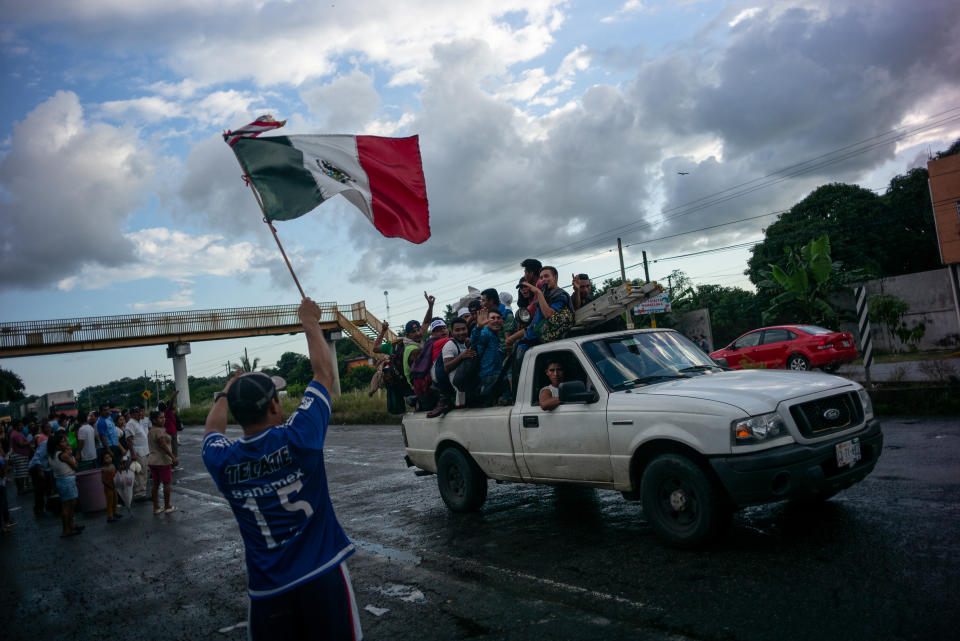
xmin=617 ymin=238 xmax=635 ymax=329
xmin=642 ymin=250 xmax=656 ymax=328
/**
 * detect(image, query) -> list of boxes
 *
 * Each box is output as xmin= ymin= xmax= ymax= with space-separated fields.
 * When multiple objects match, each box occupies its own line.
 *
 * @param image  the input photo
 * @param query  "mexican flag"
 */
xmin=227 ymin=127 xmax=430 ymax=244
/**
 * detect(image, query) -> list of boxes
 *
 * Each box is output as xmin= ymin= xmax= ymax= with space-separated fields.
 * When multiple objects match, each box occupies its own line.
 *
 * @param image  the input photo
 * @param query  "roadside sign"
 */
xmin=634 ymin=293 xmax=671 ymax=315
xmin=141 ymin=389 xmax=152 ymax=400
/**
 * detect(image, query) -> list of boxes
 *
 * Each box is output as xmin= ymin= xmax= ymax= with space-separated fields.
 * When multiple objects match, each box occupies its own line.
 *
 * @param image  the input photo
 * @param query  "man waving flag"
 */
xmin=225 ymin=116 xmax=430 ymax=244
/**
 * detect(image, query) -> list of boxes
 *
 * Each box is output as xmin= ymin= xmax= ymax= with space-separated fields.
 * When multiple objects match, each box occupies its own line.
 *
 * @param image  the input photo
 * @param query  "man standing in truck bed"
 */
xmin=201 ymin=298 xmax=362 ymax=641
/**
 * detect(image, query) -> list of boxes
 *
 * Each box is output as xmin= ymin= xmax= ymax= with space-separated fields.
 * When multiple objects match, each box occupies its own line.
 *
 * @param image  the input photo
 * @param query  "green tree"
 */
xmin=342 ymin=365 xmax=376 ymax=392
xmin=758 ymin=234 xmax=866 ymax=326
xmin=868 ymin=293 xmax=926 ymax=352
xmin=746 ymin=175 xmax=940 ymax=288
xmin=0 ymin=367 xmax=25 ymax=402
xmin=683 ymin=284 xmax=761 ymax=347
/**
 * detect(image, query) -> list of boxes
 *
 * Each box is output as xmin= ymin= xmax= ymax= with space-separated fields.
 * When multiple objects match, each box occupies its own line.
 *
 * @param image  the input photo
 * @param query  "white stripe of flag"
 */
xmin=223 ymin=115 xmax=286 ymax=147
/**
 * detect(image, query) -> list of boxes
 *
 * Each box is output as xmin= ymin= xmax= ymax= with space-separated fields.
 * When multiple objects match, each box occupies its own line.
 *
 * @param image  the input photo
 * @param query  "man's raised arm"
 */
xmin=205 ymin=367 xmax=243 ymax=436
xmin=300 ymin=297 xmax=334 ymax=392
xmin=422 ymin=291 xmax=436 ymax=329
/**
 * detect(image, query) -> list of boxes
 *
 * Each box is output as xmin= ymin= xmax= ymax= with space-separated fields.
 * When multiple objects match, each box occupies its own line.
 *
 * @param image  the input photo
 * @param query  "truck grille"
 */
xmin=789 ymin=392 xmax=863 ymax=438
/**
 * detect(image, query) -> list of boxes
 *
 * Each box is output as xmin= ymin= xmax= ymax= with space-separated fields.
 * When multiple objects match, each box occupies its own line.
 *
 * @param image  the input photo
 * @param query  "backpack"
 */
xmin=409 ymin=337 xmax=439 ymax=381
xmin=381 ymin=341 xmax=412 ymax=394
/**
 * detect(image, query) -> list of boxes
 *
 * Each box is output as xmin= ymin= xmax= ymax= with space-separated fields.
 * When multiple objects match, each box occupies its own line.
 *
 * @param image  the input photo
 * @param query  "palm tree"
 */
xmin=230 ymin=348 xmax=260 ymax=373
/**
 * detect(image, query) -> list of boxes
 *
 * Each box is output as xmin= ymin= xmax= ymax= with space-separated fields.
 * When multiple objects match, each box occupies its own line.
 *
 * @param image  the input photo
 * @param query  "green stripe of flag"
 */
xmin=233 ymin=136 xmax=324 ymax=222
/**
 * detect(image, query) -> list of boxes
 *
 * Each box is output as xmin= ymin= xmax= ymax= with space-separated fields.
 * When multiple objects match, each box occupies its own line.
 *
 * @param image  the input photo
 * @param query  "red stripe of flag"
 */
xmin=356 ymin=135 xmax=430 ymax=244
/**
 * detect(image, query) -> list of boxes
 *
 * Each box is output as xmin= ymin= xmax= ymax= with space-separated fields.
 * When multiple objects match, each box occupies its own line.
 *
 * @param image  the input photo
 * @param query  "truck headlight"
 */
xmin=732 ymin=412 xmax=786 ymax=445
xmin=857 ymin=388 xmax=873 ymax=418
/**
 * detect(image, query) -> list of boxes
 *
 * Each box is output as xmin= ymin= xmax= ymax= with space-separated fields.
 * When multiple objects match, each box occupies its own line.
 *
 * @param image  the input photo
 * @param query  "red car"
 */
xmin=710 ymin=324 xmax=857 ymax=372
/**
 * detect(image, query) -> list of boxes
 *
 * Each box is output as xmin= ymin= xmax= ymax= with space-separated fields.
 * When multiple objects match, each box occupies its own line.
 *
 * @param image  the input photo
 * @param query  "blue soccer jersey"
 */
xmin=202 ymin=381 xmax=353 ymax=598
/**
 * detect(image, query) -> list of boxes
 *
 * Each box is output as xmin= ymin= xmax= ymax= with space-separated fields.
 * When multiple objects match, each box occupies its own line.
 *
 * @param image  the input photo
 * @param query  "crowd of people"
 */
xmin=370 ymin=258 xmax=621 ymax=417
xmin=0 ymin=391 xmax=184 ymax=538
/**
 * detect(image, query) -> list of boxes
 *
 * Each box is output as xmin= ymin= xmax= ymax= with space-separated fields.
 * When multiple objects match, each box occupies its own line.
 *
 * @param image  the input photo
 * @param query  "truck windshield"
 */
xmin=583 ymin=331 xmax=720 ymax=389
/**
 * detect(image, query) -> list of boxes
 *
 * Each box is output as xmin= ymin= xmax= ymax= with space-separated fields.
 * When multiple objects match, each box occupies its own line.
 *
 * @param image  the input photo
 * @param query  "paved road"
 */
xmin=4 ymin=416 xmax=960 ymax=640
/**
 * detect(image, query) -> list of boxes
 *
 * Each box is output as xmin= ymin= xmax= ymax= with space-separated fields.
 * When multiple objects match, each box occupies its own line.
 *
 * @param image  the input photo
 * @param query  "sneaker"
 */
xmin=173 ymin=466 xmax=184 ymax=471
xmin=153 ymin=507 xmax=163 ymax=515
xmin=107 ymin=516 xmax=117 ymax=523
xmin=164 ymin=506 xmax=178 ymax=514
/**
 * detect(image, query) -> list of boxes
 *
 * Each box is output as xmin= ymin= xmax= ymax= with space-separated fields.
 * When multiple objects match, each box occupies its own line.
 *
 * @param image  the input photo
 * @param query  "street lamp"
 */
xmin=383 ymin=290 xmax=391 ymax=326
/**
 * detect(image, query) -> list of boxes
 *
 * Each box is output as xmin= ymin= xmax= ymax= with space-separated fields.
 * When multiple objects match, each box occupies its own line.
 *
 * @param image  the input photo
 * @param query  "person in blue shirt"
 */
xmin=202 ymin=298 xmax=361 ymax=641
xmin=470 ymin=308 xmax=505 ymax=403
xmin=96 ymin=405 xmax=126 ymax=465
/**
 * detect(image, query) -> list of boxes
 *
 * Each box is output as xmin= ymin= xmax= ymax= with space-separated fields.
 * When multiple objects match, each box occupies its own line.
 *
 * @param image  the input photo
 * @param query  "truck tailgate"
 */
xmin=403 ymin=406 xmax=523 ymax=480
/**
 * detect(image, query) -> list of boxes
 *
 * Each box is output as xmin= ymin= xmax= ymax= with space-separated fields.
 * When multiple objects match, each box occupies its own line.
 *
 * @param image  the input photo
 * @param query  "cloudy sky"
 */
xmin=1 ymin=0 xmax=958 ymax=398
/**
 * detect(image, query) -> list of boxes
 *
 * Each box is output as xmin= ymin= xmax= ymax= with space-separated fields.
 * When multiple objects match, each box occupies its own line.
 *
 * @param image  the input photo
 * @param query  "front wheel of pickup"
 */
xmin=640 ymin=454 xmax=730 ymax=548
xmin=437 ymin=448 xmax=488 ymax=512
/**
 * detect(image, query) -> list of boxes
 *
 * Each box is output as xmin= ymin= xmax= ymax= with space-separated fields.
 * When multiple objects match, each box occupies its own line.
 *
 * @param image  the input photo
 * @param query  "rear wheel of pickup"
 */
xmin=640 ymin=454 xmax=730 ymax=548
xmin=437 ymin=448 xmax=488 ymax=512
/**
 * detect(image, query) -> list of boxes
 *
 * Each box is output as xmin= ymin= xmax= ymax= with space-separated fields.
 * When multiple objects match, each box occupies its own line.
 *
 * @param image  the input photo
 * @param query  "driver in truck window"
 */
xmin=539 ymin=360 xmax=564 ymax=411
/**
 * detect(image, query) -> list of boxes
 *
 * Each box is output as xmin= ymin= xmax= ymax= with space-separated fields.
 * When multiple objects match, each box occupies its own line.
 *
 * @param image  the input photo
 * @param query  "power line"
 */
xmin=384 ymin=108 xmax=960 ymax=316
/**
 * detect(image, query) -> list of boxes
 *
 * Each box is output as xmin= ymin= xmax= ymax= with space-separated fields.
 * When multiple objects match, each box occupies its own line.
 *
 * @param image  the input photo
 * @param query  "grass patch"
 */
xmin=177 ymin=388 xmax=400 ymax=427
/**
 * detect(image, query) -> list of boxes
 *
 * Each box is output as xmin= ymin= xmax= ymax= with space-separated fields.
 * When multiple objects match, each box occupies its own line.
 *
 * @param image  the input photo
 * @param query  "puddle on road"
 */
xmin=353 ymin=538 xmax=422 ymax=565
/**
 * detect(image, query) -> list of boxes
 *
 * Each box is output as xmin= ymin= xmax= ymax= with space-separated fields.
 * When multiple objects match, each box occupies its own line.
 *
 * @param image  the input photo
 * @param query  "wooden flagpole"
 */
xmin=243 ymin=177 xmax=307 ymax=299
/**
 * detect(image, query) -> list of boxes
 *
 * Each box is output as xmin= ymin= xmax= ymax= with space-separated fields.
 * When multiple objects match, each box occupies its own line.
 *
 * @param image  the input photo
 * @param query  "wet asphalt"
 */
xmin=3 ymin=415 xmax=959 ymax=641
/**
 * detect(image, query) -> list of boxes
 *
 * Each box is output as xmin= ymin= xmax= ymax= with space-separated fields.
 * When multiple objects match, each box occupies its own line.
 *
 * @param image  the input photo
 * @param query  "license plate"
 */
xmin=841 ymin=340 xmax=850 ymax=347
xmin=835 ymin=438 xmax=861 ymax=468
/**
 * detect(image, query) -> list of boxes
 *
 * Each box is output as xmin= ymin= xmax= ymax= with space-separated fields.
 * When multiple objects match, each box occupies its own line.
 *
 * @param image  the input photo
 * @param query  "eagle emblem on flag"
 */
xmin=317 ymin=159 xmax=353 ymax=184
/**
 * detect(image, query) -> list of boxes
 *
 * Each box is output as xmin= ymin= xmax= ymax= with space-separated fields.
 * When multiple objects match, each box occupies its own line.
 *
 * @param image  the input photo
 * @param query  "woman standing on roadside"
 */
xmin=48 ymin=431 xmax=83 ymax=538
xmin=147 ymin=411 xmax=178 ymax=514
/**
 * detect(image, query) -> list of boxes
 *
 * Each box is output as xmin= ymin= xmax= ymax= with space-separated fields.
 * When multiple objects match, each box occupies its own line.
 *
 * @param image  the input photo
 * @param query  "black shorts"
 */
xmin=248 ymin=563 xmax=362 ymax=641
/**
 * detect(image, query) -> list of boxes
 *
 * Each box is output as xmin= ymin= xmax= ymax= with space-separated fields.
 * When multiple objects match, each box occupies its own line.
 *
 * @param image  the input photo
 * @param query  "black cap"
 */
xmin=226 ymin=372 xmax=287 ymax=415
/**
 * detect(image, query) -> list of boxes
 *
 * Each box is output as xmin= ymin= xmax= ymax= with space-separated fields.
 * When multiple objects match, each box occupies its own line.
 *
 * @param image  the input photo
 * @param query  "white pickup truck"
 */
xmin=402 ymin=328 xmax=882 ymax=547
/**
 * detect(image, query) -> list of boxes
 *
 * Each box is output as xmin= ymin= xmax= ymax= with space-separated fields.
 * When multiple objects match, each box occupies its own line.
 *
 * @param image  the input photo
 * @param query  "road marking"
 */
xmin=423 ymin=550 xmax=657 ymax=612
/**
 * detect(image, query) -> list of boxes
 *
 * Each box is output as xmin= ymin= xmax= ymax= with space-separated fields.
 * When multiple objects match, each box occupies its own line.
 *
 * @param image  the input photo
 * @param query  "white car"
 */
xmin=402 ymin=328 xmax=882 ymax=547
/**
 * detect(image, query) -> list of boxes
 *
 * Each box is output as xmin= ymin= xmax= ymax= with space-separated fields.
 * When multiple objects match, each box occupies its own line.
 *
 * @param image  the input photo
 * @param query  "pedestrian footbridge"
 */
xmin=0 ymin=301 xmax=394 ymax=359
xmin=0 ymin=302 xmax=395 ymax=405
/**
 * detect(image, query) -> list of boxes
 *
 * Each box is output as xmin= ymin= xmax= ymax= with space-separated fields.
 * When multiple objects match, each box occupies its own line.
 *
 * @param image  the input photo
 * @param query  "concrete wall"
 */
xmin=839 ymin=267 xmax=960 ymax=353
xmin=677 ymin=308 xmax=714 ymax=353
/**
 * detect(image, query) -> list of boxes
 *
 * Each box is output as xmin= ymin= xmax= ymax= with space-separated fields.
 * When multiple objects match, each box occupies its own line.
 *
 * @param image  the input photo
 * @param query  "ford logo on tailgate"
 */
xmin=823 ymin=408 xmax=841 ymax=420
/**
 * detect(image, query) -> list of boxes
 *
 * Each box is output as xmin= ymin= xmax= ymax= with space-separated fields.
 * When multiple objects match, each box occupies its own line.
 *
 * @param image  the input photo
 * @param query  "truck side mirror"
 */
xmin=558 ymin=380 xmax=598 ymax=403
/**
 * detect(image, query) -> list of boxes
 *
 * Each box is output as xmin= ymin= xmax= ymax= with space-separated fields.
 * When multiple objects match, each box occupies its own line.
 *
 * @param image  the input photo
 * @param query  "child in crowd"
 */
xmin=101 ymin=452 xmax=120 ymax=522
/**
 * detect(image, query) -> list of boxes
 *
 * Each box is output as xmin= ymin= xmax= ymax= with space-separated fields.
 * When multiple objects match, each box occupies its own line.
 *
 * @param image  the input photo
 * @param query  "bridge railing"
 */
xmin=0 ymin=303 xmax=338 ymax=351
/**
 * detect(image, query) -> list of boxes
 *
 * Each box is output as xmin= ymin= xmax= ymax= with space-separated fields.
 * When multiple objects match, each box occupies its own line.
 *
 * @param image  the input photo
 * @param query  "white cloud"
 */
xmin=127 ymin=280 xmax=195 ymax=310
xmin=601 ymin=1 xmax=650 ymax=24
xmin=6 ymin=1 xmax=567 ymax=88
xmin=300 ymin=71 xmax=383 ymax=132
xmin=56 ymin=227 xmax=273 ymax=292
xmin=0 ymin=91 xmax=158 ymax=290
xmin=728 ymin=7 xmax=761 ymax=28
xmin=99 ymin=96 xmax=183 ymax=123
